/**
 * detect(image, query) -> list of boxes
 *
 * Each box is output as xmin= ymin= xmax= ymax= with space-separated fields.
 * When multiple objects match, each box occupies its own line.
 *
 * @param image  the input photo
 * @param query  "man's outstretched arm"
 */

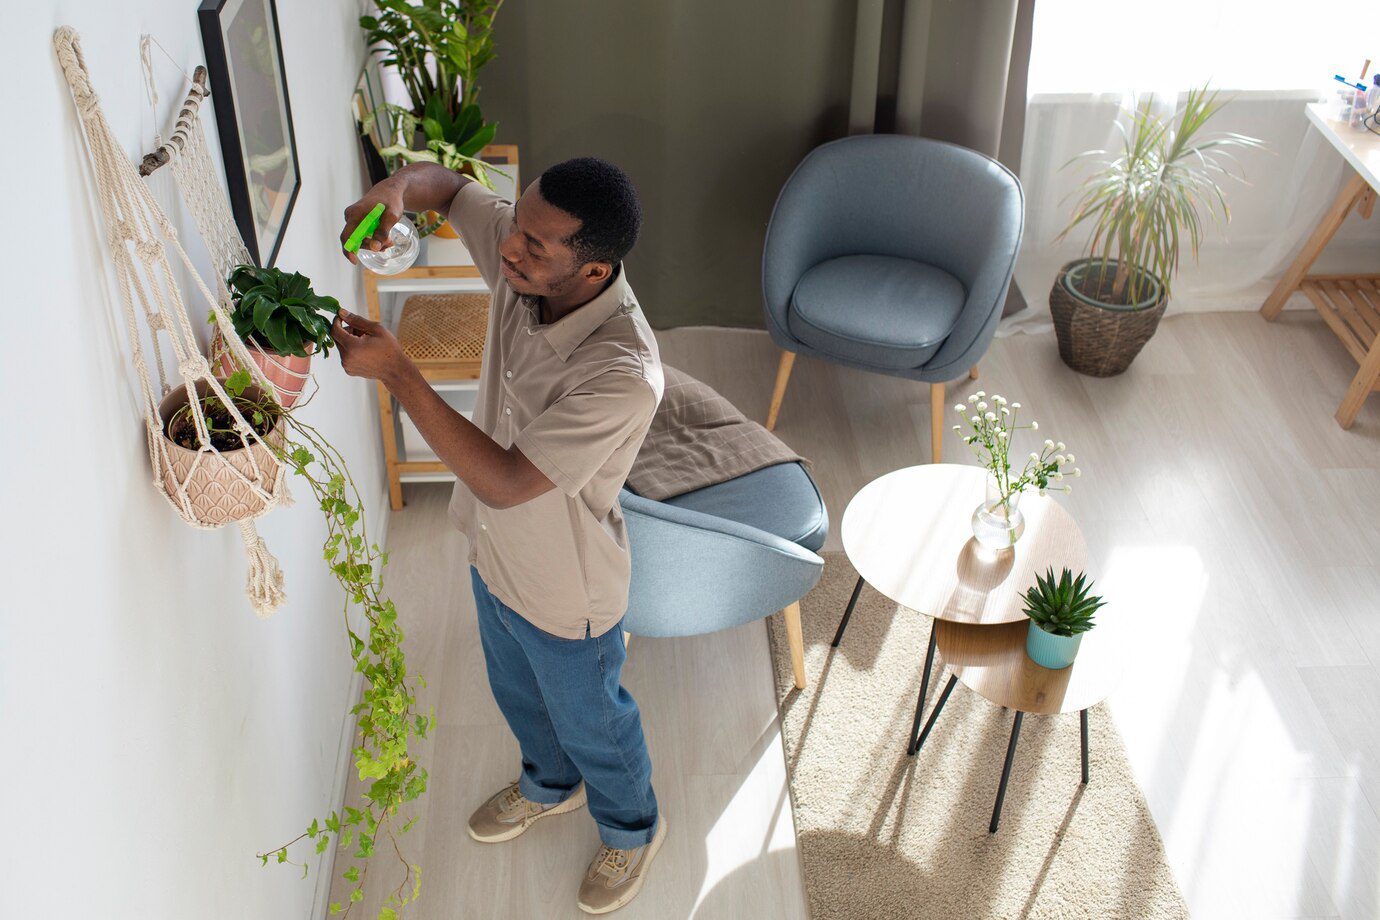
xmin=329 ymin=310 xmax=553 ymax=510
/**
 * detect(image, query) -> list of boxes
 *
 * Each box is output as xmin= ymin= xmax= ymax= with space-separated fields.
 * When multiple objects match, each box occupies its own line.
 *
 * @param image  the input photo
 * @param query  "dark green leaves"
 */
xmin=224 ymin=264 xmax=339 ymax=359
xmin=1022 ymin=567 xmax=1106 ymax=637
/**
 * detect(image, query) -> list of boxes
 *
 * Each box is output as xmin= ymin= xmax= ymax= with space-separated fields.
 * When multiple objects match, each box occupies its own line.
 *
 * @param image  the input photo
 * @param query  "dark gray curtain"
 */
xmin=478 ymin=2 xmax=855 ymax=328
xmin=477 ymin=1 xmax=1033 ymax=328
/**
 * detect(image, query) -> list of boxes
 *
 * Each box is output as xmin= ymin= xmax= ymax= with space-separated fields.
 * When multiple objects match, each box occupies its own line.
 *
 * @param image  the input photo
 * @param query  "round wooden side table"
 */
xmin=836 ymin=464 xmax=1088 ymax=754
xmin=923 ymin=617 xmax=1128 ymax=832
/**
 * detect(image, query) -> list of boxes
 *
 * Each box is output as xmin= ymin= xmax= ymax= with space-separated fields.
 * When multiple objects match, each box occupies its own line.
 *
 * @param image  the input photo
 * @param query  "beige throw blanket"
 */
xmin=628 ymin=366 xmax=805 ymax=500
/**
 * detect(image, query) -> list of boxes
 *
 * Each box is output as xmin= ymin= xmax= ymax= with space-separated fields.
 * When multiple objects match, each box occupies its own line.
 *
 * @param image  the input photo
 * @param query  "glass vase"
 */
xmin=971 ymin=474 xmax=1025 ymax=550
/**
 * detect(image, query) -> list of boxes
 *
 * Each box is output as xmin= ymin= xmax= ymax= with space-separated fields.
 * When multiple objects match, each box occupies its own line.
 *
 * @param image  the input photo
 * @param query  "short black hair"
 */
xmin=537 ymin=157 xmax=642 ymax=267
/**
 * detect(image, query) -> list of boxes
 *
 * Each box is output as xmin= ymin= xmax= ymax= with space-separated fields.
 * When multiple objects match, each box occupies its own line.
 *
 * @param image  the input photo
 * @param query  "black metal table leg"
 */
xmin=830 ymin=576 xmax=866 ymax=647
xmin=906 ymin=626 xmax=939 ymax=755
xmin=911 ymin=674 xmax=957 ymax=755
xmin=1080 ymin=709 xmax=1090 ymax=785
xmin=989 ymin=711 xmax=1024 ymax=832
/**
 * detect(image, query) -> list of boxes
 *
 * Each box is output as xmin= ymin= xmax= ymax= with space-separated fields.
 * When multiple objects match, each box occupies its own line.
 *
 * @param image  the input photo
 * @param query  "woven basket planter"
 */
xmin=157 ymin=380 xmax=286 ymax=526
xmin=211 ymin=332 xmax=313 ymax=408
xmin=1050 ymin=259 xmax=1168 ymax=377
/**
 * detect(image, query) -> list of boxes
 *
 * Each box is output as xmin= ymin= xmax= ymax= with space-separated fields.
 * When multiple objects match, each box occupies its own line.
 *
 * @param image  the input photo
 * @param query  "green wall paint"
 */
xmin=478 ymin=2 xmax=855 ymax=329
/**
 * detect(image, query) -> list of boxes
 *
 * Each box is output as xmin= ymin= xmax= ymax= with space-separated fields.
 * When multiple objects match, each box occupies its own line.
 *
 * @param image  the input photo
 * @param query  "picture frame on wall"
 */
xmin=198 ymin=0 xmax=300 ymax=268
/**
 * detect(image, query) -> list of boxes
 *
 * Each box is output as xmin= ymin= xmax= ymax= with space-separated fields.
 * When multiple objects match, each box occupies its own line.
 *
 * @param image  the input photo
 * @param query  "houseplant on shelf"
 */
xmin=212 ymin=265 xmax=340 ymax=408
xmin=367 ymin=95 xmax=508 ymax=237
xmin=360 ymin=0 xmax=506 ymax=237
xmin=1022 ymin=567 xmax=1106 ymax=669
xmin=1052 ymin=85 xmax=1264 ymax=376
xmin=952 ymin=391 xmax=1079 ymax=550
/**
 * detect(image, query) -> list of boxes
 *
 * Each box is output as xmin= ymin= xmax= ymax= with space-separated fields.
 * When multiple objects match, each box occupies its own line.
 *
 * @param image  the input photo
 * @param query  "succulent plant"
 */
xmin=1022 ymin=567 xmax=1106 ymax=637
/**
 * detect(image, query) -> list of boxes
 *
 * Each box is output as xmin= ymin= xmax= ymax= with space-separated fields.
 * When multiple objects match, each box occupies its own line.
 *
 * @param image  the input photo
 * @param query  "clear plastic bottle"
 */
xmin=357 ymin=214 xmax=420 ymax=275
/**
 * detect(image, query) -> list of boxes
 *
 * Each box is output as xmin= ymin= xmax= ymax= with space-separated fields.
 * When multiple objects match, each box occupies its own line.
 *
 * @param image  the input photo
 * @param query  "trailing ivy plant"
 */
xmin=218 ymin=369 xmax=434 ymax=918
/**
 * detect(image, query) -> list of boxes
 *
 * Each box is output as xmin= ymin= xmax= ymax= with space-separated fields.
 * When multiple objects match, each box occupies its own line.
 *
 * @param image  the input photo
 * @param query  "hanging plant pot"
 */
xmin=212 ymin=331 xmax=313 ymax=408
xmin=157 ymin=379 xmax=286 ymax=526
xmin=1049 ymin=258 xmax=1168 ymax=377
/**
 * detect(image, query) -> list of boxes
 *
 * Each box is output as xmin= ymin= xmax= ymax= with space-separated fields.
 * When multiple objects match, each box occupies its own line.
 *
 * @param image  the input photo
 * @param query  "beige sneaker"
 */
xmin=467 ymin=781 xmax=587 ymax=843
xmin=576 ymin=818 xmax=668 ymax=915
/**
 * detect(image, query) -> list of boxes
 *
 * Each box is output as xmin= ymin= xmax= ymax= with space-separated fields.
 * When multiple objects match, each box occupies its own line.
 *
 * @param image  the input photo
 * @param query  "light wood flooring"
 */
xmin=334 ymin=311 xmax=1380 ymax=919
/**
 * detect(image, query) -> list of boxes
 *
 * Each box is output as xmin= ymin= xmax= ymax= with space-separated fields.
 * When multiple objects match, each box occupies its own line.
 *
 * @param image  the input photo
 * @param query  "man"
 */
xmin=333 ymin=157 xmax=665 ymax=915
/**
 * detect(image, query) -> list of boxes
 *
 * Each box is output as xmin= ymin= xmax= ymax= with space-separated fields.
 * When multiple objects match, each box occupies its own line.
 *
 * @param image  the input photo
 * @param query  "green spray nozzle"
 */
xmin=344 ymin=203 xmax=387 ymax=253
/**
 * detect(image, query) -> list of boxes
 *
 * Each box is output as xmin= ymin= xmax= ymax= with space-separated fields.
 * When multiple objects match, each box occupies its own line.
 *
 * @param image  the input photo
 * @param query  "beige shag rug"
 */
xmin=765 ymin=555 xmax=1188 ymax=920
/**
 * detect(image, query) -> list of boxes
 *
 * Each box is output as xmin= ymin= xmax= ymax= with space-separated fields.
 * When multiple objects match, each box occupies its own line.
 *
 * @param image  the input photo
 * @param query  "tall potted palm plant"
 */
xmin=1051 ymin=86 xmax=1263 ymax=376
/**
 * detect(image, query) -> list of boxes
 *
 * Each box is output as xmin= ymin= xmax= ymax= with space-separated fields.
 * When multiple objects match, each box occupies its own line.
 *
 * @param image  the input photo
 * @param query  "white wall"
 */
xmin=3 ymin=3 xmax=379 ymax=917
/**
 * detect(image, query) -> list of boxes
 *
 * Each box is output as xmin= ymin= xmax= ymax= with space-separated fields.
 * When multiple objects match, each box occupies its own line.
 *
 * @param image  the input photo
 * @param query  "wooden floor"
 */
xmin=335 ymin=311 xmax=1380 ymax=919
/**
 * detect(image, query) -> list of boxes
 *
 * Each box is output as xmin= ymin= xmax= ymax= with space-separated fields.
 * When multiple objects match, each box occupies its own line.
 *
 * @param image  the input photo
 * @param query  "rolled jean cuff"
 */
xmin=596 ymin=816 xmax=658 ymax=850
xmin=518 ymin=773 xmax=580 ymax=806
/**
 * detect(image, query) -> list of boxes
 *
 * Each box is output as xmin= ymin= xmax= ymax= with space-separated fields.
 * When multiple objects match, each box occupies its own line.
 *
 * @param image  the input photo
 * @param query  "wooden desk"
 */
xmin=1260 ymin=104 xmax=1380 ymax=428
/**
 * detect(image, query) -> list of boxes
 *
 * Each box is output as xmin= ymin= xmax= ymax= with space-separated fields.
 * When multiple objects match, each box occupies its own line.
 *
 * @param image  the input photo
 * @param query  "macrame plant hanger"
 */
xmin=55 ymin=26 xmax=290 ymax=617
xmin=137 ymin=37 xmax=318 ymax=409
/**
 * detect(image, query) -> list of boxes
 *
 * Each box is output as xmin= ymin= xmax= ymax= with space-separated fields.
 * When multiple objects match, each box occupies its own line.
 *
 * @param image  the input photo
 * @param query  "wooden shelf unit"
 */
xmin=363 ymin=265 xmax=489 ymax=509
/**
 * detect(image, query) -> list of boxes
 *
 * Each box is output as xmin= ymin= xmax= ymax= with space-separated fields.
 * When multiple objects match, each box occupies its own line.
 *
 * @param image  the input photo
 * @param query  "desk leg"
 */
xmin=1080 ymin=709 xmax=1090 ymax=785
xmin=990 ymin=711 xmax=1024 ymax=833
xmin=830 ymin=576 xmax=866 ymax=647
xmin=1261 ymin=173 xmax=1367 ymax=320
xmin=906 ymin=627 xmax=939 ymax=755
xmin=1336 ymin=334 xmax=1380 ymax=429
xmin=912 ymin=674 xmax=957 ymax=756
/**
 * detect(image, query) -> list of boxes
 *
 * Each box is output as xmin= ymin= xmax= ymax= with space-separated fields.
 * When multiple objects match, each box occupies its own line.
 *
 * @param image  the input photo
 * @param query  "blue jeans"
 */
xmin=470 ymin=567 xmax=658 ymax=848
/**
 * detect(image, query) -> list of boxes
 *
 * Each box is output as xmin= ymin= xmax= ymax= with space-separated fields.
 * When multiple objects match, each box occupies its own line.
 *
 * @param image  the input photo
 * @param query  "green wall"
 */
xmin=478 ymin=2 xmax=856 ymax=329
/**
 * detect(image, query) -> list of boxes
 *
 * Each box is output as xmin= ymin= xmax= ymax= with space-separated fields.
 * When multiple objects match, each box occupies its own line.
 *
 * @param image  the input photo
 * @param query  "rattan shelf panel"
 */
xmin=397 ymin=292 xmax=489 ymax=378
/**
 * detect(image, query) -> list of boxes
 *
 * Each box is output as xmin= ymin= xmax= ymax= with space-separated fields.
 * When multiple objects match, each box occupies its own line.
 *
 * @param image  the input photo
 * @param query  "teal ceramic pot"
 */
xmin=1026 ymin=621 xmax=1084 ymax=669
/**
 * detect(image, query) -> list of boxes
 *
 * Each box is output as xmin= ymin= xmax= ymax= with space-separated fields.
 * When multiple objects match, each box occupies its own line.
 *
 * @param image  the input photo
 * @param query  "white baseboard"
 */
xmin=309 ymin=488 xmax=392 ymax=919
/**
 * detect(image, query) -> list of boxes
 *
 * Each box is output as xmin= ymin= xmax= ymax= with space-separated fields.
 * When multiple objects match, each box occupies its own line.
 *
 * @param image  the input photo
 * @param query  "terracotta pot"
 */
xmin=213 ymin=333 xmax=313 ymax=408
xmin=426 ymin=213 xmax=460 ymax=239
xmin=157 ymin=379 xmax=286 ymax=527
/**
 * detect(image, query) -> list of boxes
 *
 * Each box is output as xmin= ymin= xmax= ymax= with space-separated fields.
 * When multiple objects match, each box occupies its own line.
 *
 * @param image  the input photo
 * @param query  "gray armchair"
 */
xmin=620 ymin=462 xmax=826 ymax=689
xmin=761 ymin=134 xmax=1024 ymax=460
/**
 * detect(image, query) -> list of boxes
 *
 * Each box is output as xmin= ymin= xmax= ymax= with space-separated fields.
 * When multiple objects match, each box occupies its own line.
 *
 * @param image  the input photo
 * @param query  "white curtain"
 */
xmin=1003 ymin=0 xmax=1380 ymax=333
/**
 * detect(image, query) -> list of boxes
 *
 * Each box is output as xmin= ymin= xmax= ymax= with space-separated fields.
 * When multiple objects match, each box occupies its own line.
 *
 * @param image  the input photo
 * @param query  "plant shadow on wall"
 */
xmin=204 ymin=266 xmax=435 ymax=918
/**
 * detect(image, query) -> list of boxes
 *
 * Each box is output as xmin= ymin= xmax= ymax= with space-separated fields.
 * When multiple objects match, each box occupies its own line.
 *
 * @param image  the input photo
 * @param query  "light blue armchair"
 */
xmin=761 ymin=134 xmax=1024 ymax=461
xmin=620 ymin=462 xmax=827 ymax=689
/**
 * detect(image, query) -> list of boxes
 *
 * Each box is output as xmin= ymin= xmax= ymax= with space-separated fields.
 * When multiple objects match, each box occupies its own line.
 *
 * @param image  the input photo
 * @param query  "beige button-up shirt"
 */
xmin=445 ymin=181 xmax=663 ymax=639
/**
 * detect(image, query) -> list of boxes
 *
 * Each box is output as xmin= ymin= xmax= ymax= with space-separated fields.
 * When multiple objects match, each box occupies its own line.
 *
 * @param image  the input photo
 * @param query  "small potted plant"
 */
xmin=157 ymin=377 xmax=285 ymax=525
xmin=212 ymin=265 xmax=339 ymax=408
xmin=1052 ymin=86 xmax=1263 ymax=376
xmin=952 ymin=392 xmax=1079 ymax=550
xmin=1022 ymin=567 xmax=1106 ymax=669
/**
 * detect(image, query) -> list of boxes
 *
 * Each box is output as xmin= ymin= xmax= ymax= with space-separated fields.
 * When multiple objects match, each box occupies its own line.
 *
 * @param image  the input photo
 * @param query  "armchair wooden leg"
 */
xmin=969 ymin=365 xmax=979 ymax=380
xmin=624 ymin=630 xmax=633 ymax=650
xmin=766 ymin=350 xmax=796 ymax=432
xmin=782 ymin=602 xmax=806 ymax=690
xmin=930 ymin=381 xmax=944 ymax=463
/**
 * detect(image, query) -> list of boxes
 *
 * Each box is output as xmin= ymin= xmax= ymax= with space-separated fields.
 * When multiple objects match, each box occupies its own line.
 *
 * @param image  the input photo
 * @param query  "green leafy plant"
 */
xmin=1022 ymin=567 xmax=1106 ymax=638
xmin=223 ymin=265 xmax=340 ymax=358
xmin=1057 ymin=85 xmax=1264 ymax=305
xmin=360 ymin=0 xmax=505 ymax=120
xmin=215 ymin=369 xmax=433 ymax=918
xmin=952 ymin=391 xmax=1080 ymax=509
